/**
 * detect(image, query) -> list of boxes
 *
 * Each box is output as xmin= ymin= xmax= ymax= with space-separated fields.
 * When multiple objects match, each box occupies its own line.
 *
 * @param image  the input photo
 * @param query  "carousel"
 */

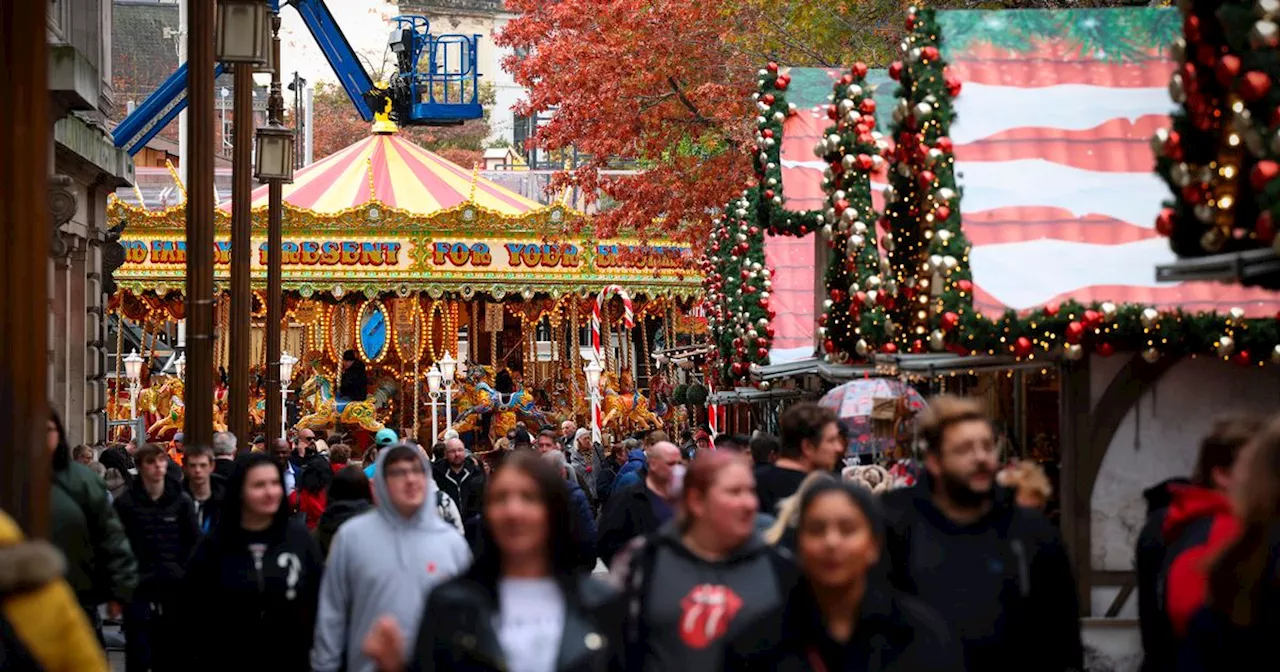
xmin=107 ymin=126 xmax=704 ymax=448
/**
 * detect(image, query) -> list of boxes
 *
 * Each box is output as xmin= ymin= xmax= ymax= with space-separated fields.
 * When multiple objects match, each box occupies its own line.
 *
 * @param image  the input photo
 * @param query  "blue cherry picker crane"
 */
xmin=112 ymin=0 xmax=483 ymax=156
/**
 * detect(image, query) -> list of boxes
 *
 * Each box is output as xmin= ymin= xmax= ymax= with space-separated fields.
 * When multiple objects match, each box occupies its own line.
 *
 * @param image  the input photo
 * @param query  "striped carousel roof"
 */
xmin=219 ymin=132 xmax=544 ymax=216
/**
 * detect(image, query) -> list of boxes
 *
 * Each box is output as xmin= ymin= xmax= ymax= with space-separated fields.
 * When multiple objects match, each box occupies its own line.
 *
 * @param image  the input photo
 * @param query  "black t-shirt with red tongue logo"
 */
xmin=624 ymin=524 xmax=795 ymax=672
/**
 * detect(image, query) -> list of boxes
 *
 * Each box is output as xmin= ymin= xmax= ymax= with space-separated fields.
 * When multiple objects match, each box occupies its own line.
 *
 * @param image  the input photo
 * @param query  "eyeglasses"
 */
xmin=384 ymin=466 xmax=426 ymax=480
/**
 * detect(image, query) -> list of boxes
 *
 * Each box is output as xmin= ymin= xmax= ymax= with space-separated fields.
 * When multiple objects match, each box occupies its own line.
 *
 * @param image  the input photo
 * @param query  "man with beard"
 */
xmin=881 ymin=395 xmax=1082 ymax=672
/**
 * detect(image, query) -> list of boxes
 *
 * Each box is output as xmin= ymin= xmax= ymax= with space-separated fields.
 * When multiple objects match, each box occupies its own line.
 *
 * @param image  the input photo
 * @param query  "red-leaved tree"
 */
xmin=497 ymin=0 xmax=757 ymax=241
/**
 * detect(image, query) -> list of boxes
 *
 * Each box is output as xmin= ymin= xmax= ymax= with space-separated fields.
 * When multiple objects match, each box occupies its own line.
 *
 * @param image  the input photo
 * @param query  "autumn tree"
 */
xmin=310 ymin=80 xmax=496 ymax=165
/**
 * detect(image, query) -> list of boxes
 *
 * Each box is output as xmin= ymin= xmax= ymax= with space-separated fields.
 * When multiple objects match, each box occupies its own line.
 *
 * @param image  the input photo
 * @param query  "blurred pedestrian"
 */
xmin=314 ymin=466 xmax=373 ymax=559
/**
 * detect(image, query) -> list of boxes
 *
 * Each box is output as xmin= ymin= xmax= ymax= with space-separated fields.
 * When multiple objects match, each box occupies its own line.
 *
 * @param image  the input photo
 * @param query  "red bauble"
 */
xmin=763 ymin=189 xmax=774 ymax=200
xmin=847 ymin=303 xmax=860 ymax=318
xmin=852 ymin=62 xmax=869 ymax=78
xmin=856 ymin=154 xmax=875 ymax=171
xmin=1013 ymin=337 xmax=1033 ymax=358
xmin=922 ymin=46 xmax=939 ymax=61
xmin=1165 ymin=131 xmax=1183 ymax=161
xmin=1215 ymin=54 xmax=1242 ymax=87
xmin=762 ymin=93 xmax=775 ymax=105
xmin=854 ymin=291 xmax=868 ymax=305
xmin=1083 ymin=309 xmax=1101 ymax=327
xmin=936 ymin=205 xmax=951 ymax=221
xmin=748 ymin=226 xmax=760 ymax=235
xmin=910 ymin=339 xmax=925 ymax=354
xmin=1065 ymin=321 xmax=1084 ymax=344
xmin=1181 ymin=184 xmax=1204 ymax=205
xmin=830 ymin=288 xmax=846 ymax=304
xmin=1184 ymin=15 xmax=1201 ymax=42
xmin=919 ymin=170 xmax=937 ymax=187
xmin=859 ymin=98 xmax=877 ymax=115
xmin=758 ymin=298 xmax=770 ymax=309
xmin=732 ymin=337 xmax=742 ymax=348
xmin=762 ymin=128 xmax=774 ymax=139
xmin=1233 ymin=350 xmax=1253 ymax=367
xmin=1096 ymin=342 xmax=1115 ymax=357
xmin=774 ymin=77 xmax=789 ymax=90
xmin=858 ymin=133 xmax=875 ymax=145
xmin=757 ymin=347 xmax=769 ymax=359
xmin=1251 ymin=160 xmax=1280 ymax=191
xmin=1044 ymin=302 xmax=1060 ymax=317
xmin=834 ymin=199 xmax=850 ymax=215
xmin=1259 ymin=211 xmax=1277 ymax=244
xmin=941 ymin=311 xmax=960 ymax=331
xmin=731 ymin=362 xmax=746 ymax=375
xmin=905 ymin=13 xmax=916 ymax=30
xmin=945 ymin=76 xmax=962 ymax=97
xmin=840 ymin=73 xmax=853 ymax=85
xmin=1242 ymin=71 xmax=1272 ymax=102
xmin=818 ymin=314 xmax=828 ymax=326
xmin=767 ymin=61 xmax=779 ymax=73
xmin=889 ymin=61 xmax=903 ymax=80
xmin=956 ymin=279 xmax=973 ymax=293
xmin=1156 ymin=208 xmax=1176 ymax=237
xmin=827 ymin=105 xmax=839 ymax=120
xmin=824 ymin=339 xmax=835 ymax=353
xmin=936 ymin=137 xmax=953 ymax=153
xmin=881 ymin=342 xmax=899 ymax=354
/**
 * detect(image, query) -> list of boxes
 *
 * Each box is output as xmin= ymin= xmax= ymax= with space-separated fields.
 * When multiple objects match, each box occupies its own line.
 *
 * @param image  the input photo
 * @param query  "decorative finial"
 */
xmin=164 ymin=159 xmax=188 ymax=204
xmin=370 ymin=80 xmax=398 ymax=135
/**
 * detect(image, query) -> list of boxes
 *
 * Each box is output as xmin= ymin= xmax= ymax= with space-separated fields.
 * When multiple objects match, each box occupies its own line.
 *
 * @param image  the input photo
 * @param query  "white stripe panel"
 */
xmin=951 ymin=83 xmax=1174 ymax=145
xmin=769 ymin=346 xmax=815 ymax=364
xmin=969 ymin=237 xmax=1176 ymax=310
xmin=957 ymin=159 xmax=1167 ymax=228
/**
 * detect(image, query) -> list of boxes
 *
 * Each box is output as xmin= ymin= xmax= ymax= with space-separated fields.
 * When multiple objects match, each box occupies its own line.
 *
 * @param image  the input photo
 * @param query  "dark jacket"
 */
xmin=609 ymin=450 xmax=647 ymax=498
xmin=433 ymin=459 xmax=486 ymax=524
xmin=408 ymin=573 xmax=624 ymax=672
xmin=567 ymin=479 xmax=598 ymax=572
xmin=724 ymin=580 xmax=965 ymax=672
xmin=596 ymin=454 xmax=626 ymax=505
xmin=1161 ymin=484 xmax=1238 ymax=639
xmin=313 ymin=499 xmax=372 ymax=559
xmin=113 ymin=477 xmax=200 ymax=593
xmin=1136 ymin=477 xmax=1189 ymax=672
xmin=184 ymin=477 xmax=227 ymax=536
xmin=597 ymin=478 xmax=664 ymax=568
xmin=338 ymin=360 xmax=368 ymax=402
xmin=213 ymin=457 xmax=237 ymax=482
xmin=182 ymin=518 xmax=324 ymax=671
xmin=49 ymin=461 xmax=138 ymax=606
xmin=881 ymin=483 xmax=1082 ymax=672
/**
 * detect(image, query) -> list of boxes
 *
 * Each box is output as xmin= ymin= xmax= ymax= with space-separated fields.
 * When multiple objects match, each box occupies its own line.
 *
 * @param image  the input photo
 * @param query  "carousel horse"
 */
xmin=295 ymin=371 xmax=396 ymax=433
xmin=540 ymin=362 xmax=590 ymax=425
xmin=144 ymin=377 xmax=186 ymax=438
xmin=450 ymin=366 xmax=547 ymax=440
xmin=600 ymin=369 xmax=663 ymax=432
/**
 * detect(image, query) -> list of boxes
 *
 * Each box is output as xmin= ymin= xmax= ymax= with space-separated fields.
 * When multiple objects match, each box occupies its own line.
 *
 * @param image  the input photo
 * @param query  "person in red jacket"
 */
xmin=289 ymin=452 xmax=334 ymax=530
xmin=1158 ymin=415 xmax=1261 ymax=642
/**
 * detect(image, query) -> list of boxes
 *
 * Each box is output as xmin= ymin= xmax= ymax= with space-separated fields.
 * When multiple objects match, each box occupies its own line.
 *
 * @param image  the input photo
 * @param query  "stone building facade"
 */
xmin=49 ymin=0 xmax=135 ymax=446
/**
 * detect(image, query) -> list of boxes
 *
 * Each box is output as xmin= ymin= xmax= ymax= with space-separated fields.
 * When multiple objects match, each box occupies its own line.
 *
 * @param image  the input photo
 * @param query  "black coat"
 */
xmin=1136 ymin=478 xmax=1188 ymax=672
xmin=313 ymin=499 xmax=372 ymax=559
xmin=433 ymin=459 xmax=486 ymax=524
xmin=724 ymin=581 xmax=965 ymax=672
xmin=337 ymin=361 xmax=368 ymax=402
xmin=181 ymin=520 xmax=325 ymax=671
xmin=409 ymin=573 xmax=624 ymax=672
xmin=880 ymin=484 xmax=1083 ymax=672
xmin=113 ymin=478 xmax=200 ymax=593
xmin=597 ymin=479 xmax=664 ymax=568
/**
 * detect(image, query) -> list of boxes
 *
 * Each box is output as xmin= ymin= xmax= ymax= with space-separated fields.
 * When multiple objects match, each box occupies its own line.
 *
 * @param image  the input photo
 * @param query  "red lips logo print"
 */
xmin=678 ymin=584 xmax=744 ymax=649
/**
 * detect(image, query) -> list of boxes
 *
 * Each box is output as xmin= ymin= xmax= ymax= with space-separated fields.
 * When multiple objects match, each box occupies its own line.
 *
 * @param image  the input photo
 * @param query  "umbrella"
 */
xmin=818 ymin=379 xmax=927 ymax=455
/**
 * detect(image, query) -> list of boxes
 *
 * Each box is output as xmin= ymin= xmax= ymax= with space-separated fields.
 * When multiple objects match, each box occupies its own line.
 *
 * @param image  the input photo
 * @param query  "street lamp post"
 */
xmin=185 ymin=0 xmax=216 ymax=458
xmin=257 ymin=9 xmax=294 ymax=446
xmin=278 ymin=351 xmax=297 ymax=440
xmin=426 ymin=367 xmax=442 ymax=441
xmin=585 ymin=359 xmax=602 ymax=443
xmin=439 ymin=353 xmax=457 ymax=429
xmin=124 ymin=349 xmax=144 ymax=440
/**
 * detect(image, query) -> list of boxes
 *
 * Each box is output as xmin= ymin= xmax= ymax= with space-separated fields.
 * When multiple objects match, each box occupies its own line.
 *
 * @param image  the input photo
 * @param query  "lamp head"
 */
xmin=279 ymin=351 xmax=298 ymax=382
xmin=584 ymin=360 xmax=602 ymax=390
xmin=426 ymin=367 xmax=442 ymax=394
xmin=124 ymin=349 xmax=144 ymax=383
xmin=439 ymin=352 xmax=457 ymax=382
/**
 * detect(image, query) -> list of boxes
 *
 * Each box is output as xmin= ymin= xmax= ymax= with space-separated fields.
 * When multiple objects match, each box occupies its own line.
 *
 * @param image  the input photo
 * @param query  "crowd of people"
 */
xmin=2 ymin=395 xmax=1276 ymax=671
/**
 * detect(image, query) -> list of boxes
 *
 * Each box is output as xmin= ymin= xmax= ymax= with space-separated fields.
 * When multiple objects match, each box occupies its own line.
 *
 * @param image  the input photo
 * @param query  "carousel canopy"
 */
xmin=108 ymin=130 xmax=702 ymax=301
xmin=217 ymin=132 xmax=543 ymax=216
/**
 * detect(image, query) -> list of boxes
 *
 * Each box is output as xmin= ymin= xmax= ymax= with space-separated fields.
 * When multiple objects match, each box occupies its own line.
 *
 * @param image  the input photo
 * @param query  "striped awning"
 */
xmin=218 ymin=132 xmax=544 ymax=216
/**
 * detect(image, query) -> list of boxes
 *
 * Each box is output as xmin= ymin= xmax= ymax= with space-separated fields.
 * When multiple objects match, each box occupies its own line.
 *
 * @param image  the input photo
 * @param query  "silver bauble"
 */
xmin=929 ymin=330 xmax=946 ymax=352
xmin=1140 ymin=308 xmax=1160 ymax=328
xmin=914 ymin=102 xmax=933 ymax=118
xmin=1217 ymin=335 xmax=1235 ymax=357
xmin=1064 ymin=344 xmax=1084 ymax=361
xmin=1168 ymin=73 xmax=1187 ymax=104
xmin=1150 ymin=128 xmax=1170 ymax=156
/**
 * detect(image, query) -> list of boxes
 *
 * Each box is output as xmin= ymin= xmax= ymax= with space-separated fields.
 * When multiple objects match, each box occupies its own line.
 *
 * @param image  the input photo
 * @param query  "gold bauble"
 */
xmin=928 ymin=329 xmax=946 ymax=352
xmin=1140 ymin=308 xmax=1160 ymax=328
xmin=1064 ymin=344 xmax=1084 ymax=361
xmin=1141 ymin=348 xmax=1161 ymax=364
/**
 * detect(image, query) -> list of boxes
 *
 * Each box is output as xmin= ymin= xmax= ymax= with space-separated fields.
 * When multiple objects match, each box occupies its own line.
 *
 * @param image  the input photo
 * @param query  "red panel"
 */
xmin=973 ymin=283 xmax=1280 ymax=318
xmin=954 ymin=116 xmax=1168 ymax=172
xmin=765 ymin=233 xmax=817 ymax=351
xmin=951 ymin=45 xmax=1174 ymax=87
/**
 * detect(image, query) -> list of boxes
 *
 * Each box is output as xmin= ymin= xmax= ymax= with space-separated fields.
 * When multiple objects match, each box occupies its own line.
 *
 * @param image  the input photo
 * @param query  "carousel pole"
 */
xmin=263 ymin=11 xmax=286 ymax=447
xmin=184 ymin=0 xmax=216 ymax=453
xmin=228 ymin=58 xmax=256 ymax=445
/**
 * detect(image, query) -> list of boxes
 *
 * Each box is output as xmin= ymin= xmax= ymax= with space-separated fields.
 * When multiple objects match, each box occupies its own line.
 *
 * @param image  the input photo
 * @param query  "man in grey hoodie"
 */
xmin=311 ymin=443 xmax=472 ymax=672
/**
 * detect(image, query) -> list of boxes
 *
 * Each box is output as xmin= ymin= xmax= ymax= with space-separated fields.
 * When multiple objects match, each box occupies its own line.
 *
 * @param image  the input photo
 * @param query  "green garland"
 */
xmin=752 ymin=63 xmax=824 ymax=237
xmin=813 ymin=64 xmax=890 ymax=361
xmin=704 ymin=190 xmax=774 ymax=386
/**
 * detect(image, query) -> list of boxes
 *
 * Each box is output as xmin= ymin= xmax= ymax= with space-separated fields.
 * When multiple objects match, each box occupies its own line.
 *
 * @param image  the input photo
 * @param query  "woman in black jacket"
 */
xmin=364 ymin=451 xmax=624 ymax=672
xmin=314 ymin=464 xmax=373 ymax=558
xmin=182 ymin=453 xmax=324 ymax=671
xmin=725 ymin=479 xmax=964 ymax=672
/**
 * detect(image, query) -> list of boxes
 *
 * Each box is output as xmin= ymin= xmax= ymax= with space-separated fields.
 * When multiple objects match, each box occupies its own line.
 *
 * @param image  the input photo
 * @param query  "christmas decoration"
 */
xmin=703 ymin=190 xmax=774 ymax=386
xmin=814 ymin=64 xmax=890 ymax=363
xmin=753 ymin=67 xmax=826 ymax=236
xmin=1153 ymin=0 xmax=1280 ymax=268
xmin=882 ymin=8 xmax=974 ymax=352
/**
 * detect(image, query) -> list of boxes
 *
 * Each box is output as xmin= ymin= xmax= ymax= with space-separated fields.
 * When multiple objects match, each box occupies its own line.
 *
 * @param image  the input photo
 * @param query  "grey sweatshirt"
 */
xmin=310 ymin=445 xmax=472 ymax=672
